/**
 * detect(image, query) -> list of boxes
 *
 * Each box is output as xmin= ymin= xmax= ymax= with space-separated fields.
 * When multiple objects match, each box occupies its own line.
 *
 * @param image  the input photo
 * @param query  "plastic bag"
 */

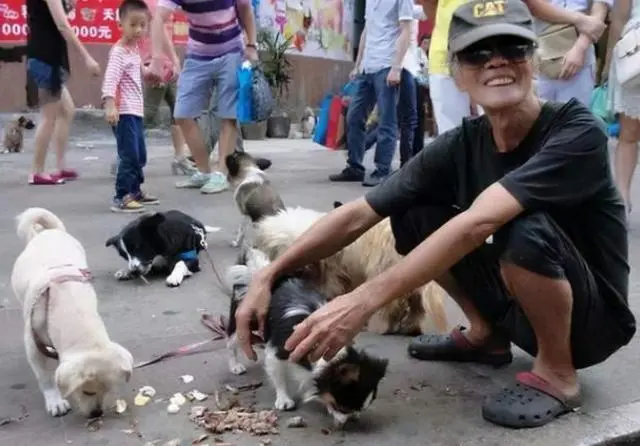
xmin=252 ymin=67 xmax=274 ymax=122
xmin=237 ymin=61 xmax=254 ymax=124
xmin=589 ymin=84 xmax=613 ymax=124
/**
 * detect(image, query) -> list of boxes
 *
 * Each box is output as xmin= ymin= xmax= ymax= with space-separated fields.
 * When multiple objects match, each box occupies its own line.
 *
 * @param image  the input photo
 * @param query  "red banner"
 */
xmin=0 ymin=0 xmax=188 ymax=44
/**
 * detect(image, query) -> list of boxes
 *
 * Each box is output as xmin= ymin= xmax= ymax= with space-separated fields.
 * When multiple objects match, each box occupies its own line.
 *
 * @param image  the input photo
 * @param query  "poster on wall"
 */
xmin=258 ymin=0 xmax=354 ymax=61
xmin=0 ymin=0 xmax=188 ymax=45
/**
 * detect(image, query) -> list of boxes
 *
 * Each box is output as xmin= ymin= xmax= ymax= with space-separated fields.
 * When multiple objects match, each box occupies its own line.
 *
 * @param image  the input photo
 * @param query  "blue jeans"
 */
xmin=346 ymin=67 xmax=399 ymax=176
xmin=362 ymin=70 xmax=419 ymax=166
xmin=113 ymin=115 xmax=146 ymax=200
xmin=397 ymin=68 xmax=417 ymax=166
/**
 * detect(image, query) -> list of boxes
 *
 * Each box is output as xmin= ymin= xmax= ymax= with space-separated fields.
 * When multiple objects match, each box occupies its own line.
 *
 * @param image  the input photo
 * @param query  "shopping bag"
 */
xmin=237 ymin=61 xmax=254 ymax=124
xmin=251 ymin=67 xmax=274 ymax=122
xmin=589 ymin=84 xmax=613 ymax=124
xmin=313 ymin=94 xmax=333 ymax=145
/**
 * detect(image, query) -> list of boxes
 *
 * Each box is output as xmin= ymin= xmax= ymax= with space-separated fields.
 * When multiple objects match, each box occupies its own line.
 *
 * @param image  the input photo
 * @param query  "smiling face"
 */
xmin=452 ymin=36 xmax=536 ymax=112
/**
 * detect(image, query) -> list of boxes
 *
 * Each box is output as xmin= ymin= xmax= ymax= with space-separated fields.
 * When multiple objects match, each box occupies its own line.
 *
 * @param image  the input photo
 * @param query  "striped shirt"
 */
xmin=158 ymin=0 xmax=247 ymax=60
xmin=101 ymin=44 xmax=144 ymax=117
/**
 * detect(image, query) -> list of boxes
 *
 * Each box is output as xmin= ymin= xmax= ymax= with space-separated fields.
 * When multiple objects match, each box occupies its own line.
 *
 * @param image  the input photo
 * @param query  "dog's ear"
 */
xmin=17 ymin=116 xmax=27 ymax=126
xmin=55 ymin=359 xmax=84 ymax=398
xmin=333 ymin=201 xmax=344 ymax=209
xmin=24 ymin=119 xmax=35 ymax=130
xmin=105 ymin=235 xmax=118 ymax=248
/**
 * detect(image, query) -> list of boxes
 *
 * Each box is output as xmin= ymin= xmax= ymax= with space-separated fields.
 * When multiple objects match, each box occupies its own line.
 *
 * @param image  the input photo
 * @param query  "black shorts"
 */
xmin=390 ymin=205 xmax=629 ymax=369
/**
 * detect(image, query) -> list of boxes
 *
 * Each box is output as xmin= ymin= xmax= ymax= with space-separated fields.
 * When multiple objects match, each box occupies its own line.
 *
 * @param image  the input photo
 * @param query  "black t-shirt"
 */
xmin=366 ymin=99 xmax=635 ymax=339
xmin=26 ymin=0 xmax=70 ymax=72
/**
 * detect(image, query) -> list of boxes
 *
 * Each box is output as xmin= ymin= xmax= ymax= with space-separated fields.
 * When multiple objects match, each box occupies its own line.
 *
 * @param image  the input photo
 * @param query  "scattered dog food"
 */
xmin=223 ymin=381 xmax=263 ymax=395
xmin=135 ymin=386 xmax=157 ymax=406
xmin=186 ymin=389 xmax=208 ymax=402
xmin=181 ymin=375 xmax=195 ymax=384
xmin=285 ymin=416 xmax=307 ymax=428
xmin=167 ymin=392 xmax=189 ymax=414
xmin=189 ymin=406 xmax=279 ymax=436
xmin=115 ymin=399 xmax=128 ymax=414
xmin=192 ymin=433 xmax=209 ymax=444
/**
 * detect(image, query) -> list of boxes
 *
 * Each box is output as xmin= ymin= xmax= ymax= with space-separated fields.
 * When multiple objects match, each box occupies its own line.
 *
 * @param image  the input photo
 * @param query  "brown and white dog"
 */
xmin=253 ymin=205 xmax=449 ymax=336
xmin=2 ymin=115 xmax=35 ymax=153
xmin=11 ymin=208 xmax=133 ymax=418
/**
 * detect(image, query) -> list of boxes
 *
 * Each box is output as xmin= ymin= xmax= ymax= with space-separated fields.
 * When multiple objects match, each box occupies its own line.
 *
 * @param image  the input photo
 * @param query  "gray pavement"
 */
xmin=1 ymin=117 xmax=640 ymax=446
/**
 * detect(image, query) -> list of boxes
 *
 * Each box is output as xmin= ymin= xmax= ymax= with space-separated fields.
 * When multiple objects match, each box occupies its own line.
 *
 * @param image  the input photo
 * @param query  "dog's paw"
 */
xmin=44 ymin=389 xmax=71 ymax=417
xmin=274 ymin=394 xmax=296 ymax=411
xmin=229 ymin=362 xmax=247 ymax=375
xmin=114 ymin=269 xmax=133 ymax=281
xmin=165 ymin=273 xmax=183 ymax=287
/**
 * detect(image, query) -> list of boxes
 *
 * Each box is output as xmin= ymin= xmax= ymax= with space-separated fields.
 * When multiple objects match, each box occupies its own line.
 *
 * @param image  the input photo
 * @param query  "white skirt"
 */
xmin=607 ymin=19 xmax=640 ymax=119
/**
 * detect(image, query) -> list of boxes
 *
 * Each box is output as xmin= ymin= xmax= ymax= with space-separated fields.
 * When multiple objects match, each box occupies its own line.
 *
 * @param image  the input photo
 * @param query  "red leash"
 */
xmin=133 ymin=313 xmax=263 ymax=369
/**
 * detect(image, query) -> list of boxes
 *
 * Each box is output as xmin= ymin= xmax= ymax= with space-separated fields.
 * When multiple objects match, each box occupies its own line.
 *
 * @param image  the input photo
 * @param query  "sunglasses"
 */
xmin=455 ymin=42 xmax=535 ymax=67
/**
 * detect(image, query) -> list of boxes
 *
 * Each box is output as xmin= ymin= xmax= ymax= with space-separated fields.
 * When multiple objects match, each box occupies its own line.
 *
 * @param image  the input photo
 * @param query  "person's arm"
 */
xmin=356 ymin=103 xmax=610 ymax=313
xmin=525 ymin=0 xmax=606 ymax=41
xmin=573 ymin=2 xmax=610 ymax=52
xmin=603 ymin=0 xmax=631 ymax=79
xmin=236 ymin=0 xmax=257 ymax=46
xmin=353 ymin=25 xmax=367 ymax=72
xmin=101 ymin=46 xmax=126 ymax=124
xmin=392 ymin=0 xmax=415 ymax=71
xmin=151 ymin=2 xmax=180 ymax=68
xmin=43 ymin=0 xmax=94 ymax=63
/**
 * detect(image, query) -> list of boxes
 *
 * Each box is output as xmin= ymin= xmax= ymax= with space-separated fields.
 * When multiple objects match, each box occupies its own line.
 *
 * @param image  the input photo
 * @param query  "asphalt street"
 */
xmin=0 ymin=117 xmax=639 ymax=446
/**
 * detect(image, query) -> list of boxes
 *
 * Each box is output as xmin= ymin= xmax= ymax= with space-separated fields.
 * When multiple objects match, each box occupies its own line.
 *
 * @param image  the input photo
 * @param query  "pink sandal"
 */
xmin=29 ymin=173 xmax=65 ymax=185
xmin=55 ymin=169 xmax=79 ymax=181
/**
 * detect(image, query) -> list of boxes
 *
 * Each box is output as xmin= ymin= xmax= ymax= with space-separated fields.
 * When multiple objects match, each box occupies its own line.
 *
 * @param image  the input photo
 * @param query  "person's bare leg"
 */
xmin=501 ymin=263 xmax=578 ymax=397
xmin=32 ymin=97 xmax=61 ymax=174
xmin=176 ymin=118 xmax=210 ymax=173
xmin=434 ymin=272 xmax=500 ymax=347
xmin=170 ymin=124 xmax=189 ymax=158
xmin=614 ymin=114 xmax=640 ymax=213
xmin=217 ymin=118 xmax=237 ymax=175
xmin=52 ymin=87 xmax=75 ymax=171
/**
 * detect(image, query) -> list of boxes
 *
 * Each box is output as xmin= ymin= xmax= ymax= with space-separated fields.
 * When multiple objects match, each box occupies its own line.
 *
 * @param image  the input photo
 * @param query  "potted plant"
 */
xmin=258 ymin=29 xmax=293 ymax=138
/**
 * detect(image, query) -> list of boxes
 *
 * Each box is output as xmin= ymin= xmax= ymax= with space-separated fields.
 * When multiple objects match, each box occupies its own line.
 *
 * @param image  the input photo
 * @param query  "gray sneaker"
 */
xmin=200 ymin=171 xmax=229 ymax=194
xmin=175 ymin=171 xmax=210 ymax=189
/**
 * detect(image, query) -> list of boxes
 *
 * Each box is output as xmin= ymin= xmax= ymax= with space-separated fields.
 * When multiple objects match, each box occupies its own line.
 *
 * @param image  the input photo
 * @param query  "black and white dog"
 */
xmin=105 ymin=210 xmax=220 ymax=287
xmin=225 ymin=151 xmax=285 ymax=248
xmin=224 ymin=248 xmax=389 ymax=427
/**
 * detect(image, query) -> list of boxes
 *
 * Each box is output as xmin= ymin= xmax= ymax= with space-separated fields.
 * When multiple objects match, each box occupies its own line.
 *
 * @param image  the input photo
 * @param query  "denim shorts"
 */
xmin=26 ymin=58 xmax=69 ymax=102
xmin=174 ymin=51 xmax=243 ymax=119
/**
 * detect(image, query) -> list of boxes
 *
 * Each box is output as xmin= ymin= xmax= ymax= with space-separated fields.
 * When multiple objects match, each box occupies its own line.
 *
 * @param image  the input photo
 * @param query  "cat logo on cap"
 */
xmin=473 ymin=0 xmax=505 ymax=18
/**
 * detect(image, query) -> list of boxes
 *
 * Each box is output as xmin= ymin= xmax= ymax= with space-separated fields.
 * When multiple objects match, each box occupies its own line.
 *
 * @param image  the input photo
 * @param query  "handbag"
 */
xmin=251 ymin=66 xmax=274 ymax=122
xmin=613 ymin=26 xmax=640 ymax=87
xmin=534 ymin=24 xmax=580 ymax=79
xmin=589 ymin=83 xmax=613 ymax=124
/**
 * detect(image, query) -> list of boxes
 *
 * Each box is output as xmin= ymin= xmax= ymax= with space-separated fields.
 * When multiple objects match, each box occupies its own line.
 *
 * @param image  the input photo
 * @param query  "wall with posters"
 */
xmin=258 ymin=0 xmax=355 ymax=61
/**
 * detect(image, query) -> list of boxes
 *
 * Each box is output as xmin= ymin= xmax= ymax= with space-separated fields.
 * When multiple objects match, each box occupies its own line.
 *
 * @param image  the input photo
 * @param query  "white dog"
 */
xmin=11 ymin=208 xmax=134 ymax=418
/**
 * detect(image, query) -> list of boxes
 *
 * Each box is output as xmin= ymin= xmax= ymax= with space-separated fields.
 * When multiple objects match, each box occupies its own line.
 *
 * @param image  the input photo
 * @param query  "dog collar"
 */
xmin=179 ymin=250 xmax=198 ymax=261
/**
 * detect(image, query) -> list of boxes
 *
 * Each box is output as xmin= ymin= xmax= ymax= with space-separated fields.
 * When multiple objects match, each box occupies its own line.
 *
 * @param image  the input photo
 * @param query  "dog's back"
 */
xmin=239 ymin=180 xmax=286 ymax=223
xmin=12 ymin=208 xmax=88 ymax=307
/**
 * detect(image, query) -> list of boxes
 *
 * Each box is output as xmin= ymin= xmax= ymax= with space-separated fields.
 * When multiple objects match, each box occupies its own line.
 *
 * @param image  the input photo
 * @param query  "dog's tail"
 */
xmin=16 ymin=207 xmax=66 ymax=244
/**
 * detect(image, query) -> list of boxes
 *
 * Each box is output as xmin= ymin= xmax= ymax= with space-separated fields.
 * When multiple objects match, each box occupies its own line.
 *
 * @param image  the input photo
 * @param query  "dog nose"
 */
xmin=90 ymin=408 xmax=103 ymax=418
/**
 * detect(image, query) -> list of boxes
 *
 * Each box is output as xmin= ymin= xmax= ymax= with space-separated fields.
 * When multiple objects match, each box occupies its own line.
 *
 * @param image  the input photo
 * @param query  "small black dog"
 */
xmin=224 ymin=248 xmax=389 ymax=428
xmin=105 ymin=210 xmax=220 ymax=287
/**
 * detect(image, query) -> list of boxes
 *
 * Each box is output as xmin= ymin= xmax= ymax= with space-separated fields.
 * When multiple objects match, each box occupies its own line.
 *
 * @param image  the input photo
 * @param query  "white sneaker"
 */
xmin=175 ymin=171 xmax=210 ymax=189
xmin=200 ymin=171 xmax=229 ymax=194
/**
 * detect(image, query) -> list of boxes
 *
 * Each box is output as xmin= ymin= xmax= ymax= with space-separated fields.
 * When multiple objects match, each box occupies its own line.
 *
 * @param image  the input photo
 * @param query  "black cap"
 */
xmin=448 ymin=0 xmax=537 ymax=53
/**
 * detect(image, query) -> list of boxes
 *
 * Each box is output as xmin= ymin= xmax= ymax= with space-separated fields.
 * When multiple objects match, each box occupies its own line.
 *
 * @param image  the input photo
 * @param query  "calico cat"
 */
xmin=224 ymin=248 xmax=389 ymax=427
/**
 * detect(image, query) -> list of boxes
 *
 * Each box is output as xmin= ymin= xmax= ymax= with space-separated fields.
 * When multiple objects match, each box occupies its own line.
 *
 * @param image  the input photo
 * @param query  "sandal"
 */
xmin=482 ymin=371 xmax=582 ymax=428
xmin=407 ymin=325 xmax=513 ymax=367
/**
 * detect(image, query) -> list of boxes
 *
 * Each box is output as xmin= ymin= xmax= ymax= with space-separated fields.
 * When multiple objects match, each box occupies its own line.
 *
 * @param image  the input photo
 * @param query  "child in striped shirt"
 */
xmin=102 ymin=0 xmax=159 ymax=213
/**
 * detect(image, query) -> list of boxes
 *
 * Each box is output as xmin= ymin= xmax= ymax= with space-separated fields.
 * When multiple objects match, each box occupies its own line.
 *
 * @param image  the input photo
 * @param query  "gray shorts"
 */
xmin=174 ymin=51 xmax=243 ymax=120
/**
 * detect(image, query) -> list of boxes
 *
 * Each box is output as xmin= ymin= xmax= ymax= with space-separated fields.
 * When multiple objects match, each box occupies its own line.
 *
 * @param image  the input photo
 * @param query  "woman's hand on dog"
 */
xmin=285 ymin=290 xmax=376 ymax=363
xmin=236 ymin=270 xmax=272 ymax=361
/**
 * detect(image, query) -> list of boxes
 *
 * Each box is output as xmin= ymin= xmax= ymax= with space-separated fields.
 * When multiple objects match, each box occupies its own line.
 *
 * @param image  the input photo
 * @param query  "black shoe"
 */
xmin=362 ymin=170 xmax=388 ymax=187
xmin=329 ymin=167 xmax=364 ymax=182
xmin=256 ymin=157 xmax=272 ymax=171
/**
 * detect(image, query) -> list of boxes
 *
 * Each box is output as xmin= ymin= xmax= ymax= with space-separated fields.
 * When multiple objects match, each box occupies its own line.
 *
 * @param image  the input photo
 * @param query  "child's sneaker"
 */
xmin=135 ymin=190 xmax=159 ymax=205
xmin=29 ymin=173 xmax=65 ymax=185
xmin=200 ymin=171 xmax=229 ymax=194
xmin=110 ymin=194 xmax=145 ymax=213
xmin=176 ymin=171 xmax=211 ymax=189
